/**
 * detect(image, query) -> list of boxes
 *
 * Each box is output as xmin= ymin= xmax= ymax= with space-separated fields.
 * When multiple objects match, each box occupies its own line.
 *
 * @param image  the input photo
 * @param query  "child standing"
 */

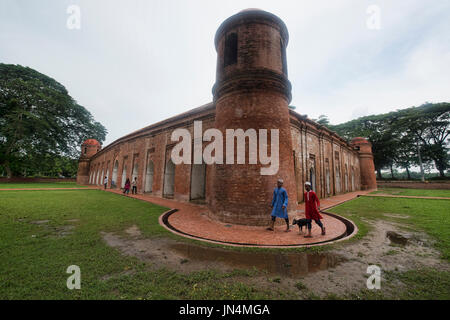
xmin=123 ymin=178 xmax=131 ymax=195
xmin=304 ymin=182 xmax=326 ymax=238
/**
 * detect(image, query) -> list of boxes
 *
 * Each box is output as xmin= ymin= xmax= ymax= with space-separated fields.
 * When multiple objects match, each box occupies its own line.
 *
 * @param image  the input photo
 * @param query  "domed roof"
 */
xmin=351 ymin=137 xmax=369 ymax=144
xmin=239 ymin=8 xmax=264 ymax=13
xmin=215 ymin=9 xmax=289 ymax=49
xmin=82 ymin=139 xmax=100 ymax=146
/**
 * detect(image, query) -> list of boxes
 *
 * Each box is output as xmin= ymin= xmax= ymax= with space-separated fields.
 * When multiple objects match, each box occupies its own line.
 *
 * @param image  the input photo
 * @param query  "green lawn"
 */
xmin=1 ymin=188 xmax=449 ymax=299
xmin=0 ymin=182 xmax=88 ymax=189
xmin=372 ymin=187 xmax=450 ymax=198
xmin=0 ymin=190 xmax=278 ymax=300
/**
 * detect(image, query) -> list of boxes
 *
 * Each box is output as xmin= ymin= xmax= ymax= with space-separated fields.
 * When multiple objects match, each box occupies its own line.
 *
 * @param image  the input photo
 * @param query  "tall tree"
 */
xmin=315 ymin=114 xmax=330 ymax=126
xmin=330 ymin=103 xmax=449 ymax=179
xmin=329 ymin=114 xmax=397 ymax=179
xmin=396 ymin=103 xmax=450 ymax=178
xmin=0 ymin=64 xmax=107 ymax=178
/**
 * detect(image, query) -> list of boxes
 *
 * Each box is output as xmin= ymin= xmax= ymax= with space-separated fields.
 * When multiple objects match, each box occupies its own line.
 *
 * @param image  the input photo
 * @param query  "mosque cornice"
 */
xmin=213 ymin=69 xmax=292 ymax=103
xmin=289 ymin=110 xmax=357 ymax=153
xmin=90 ymin=103 xmax=215 ymax=160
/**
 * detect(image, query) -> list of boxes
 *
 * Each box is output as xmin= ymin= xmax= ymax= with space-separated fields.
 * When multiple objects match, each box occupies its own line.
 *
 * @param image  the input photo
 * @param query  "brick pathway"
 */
xmin=363 ymin=194 xmax=450 ymax=200
xmin=102 ymin=188 xmax=373 ymax=247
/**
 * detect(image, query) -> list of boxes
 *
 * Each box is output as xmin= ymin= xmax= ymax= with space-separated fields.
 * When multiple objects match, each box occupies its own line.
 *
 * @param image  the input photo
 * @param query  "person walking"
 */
xmin=123 ymin=178 xmax=130 ymax=195
xmin=103 ymin=176 xmax=108 ymax=190
xmin=303 ymin=182 xmax=326 ymax=238
xmin=267 ymin=179 xmax=290 ymax=232
xmin=131 ymin=177 xmax=138 ymax=195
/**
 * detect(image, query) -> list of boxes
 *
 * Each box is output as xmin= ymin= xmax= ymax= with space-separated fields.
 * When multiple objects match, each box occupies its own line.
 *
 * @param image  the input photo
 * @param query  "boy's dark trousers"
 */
xmin=132 ymin=186 xmax=137 ymax=194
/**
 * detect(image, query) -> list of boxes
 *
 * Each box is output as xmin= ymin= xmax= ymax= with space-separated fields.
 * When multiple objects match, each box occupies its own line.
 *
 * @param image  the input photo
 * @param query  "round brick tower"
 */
xmin=351 ymin=137 xmax=377 ymax=190
xmin=76 ymin=139 xmax=101 ymax=185
xmin=210 ymin=9 xmax=297 ymax=226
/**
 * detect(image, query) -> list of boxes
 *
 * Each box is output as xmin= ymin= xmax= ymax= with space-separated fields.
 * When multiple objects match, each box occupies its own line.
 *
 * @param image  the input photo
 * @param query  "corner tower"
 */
xmin=210 ymin=9 xmax=297 ymax=226
xmin=351 ymin=137 xmax=377 ymax=190
xmin=76 ymin=139 xmax=101 ymax=185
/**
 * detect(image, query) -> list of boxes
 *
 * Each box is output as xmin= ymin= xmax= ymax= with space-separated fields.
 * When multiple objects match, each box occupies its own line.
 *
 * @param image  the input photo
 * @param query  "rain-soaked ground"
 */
xmin=102 ymin=222 xmax=450 ymax=298
xmin=102 ymin=225 xmax=346 ymax=277
xmin=168 ymin=242 xmax=346 ymax=277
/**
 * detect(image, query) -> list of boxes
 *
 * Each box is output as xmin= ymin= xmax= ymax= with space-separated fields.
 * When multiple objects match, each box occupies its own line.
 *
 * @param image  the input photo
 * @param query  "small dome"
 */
xmin=239 ymin=8 xmax=264 ymax=13
xmin=82 ymin=139 xmax=100 ymax=146
xmin=351 ymin=137 xmax=369 ymax=144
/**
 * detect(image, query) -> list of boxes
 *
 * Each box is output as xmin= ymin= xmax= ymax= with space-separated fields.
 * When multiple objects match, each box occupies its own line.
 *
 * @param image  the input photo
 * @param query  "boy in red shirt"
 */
xmin=304 ymin=182 xmax=326 ymax=238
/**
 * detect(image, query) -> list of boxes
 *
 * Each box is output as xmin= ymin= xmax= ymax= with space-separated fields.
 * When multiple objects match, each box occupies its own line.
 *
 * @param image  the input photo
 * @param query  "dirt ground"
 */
xmin=101 ymin=219 xmax=450 ymax=299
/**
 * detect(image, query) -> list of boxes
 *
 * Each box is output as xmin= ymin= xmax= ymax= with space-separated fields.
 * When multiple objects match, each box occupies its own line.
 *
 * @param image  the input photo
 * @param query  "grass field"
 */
xmin=0 ymin=182 xmax=88 ymax=189
xmin=1 ymin=187 xmax=449 ymax=299
xmin=0 ymin=189 xmax=279 ymax=299
xmin=371 ymin=187 xmax=450 ymax=198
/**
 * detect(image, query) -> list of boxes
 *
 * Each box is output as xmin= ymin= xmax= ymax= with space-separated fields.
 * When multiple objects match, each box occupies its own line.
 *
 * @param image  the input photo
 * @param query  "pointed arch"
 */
xmin=144 ymin=160 xmax=154 ymax=193
xmin=163 ymin=159 xmax=175 ymax=198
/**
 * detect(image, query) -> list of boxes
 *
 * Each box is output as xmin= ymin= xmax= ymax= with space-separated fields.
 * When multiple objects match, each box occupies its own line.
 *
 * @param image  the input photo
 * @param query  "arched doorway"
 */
xmin=309 ymin=168 xmax=316 ymax=192
xmin=144 ymin=161 xmax=154 ymax=193
xmin=111 ymin=160 xmax=119 ymax=188
xmin=326 ymin=169 xmax=330 ymax=195
xmin=132 ymin=163 xmax=139 ymax=184
xmin=344 ymin=166 xmax=348 ymax=192
xmin=121 ymin=165 xmax=127 ymax=188
xmin=351 ymin=169 xmax=355 ymax=191
xmin=163 ymin=160 xmax=175 ymax=198
xmin=190 ymin=163 xmax=206 ymax=200
xmin=97 ymin=170 xmax=101 ymax=185
xmin=335 ymin=166 xmax=341 ymax=193
xmin=89 ymin=172 xmax=93 ymax=184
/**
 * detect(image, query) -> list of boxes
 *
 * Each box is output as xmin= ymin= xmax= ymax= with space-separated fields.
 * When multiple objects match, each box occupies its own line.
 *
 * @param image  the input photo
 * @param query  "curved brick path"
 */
xmin=100 ymin=188 xmax=373 ymax=247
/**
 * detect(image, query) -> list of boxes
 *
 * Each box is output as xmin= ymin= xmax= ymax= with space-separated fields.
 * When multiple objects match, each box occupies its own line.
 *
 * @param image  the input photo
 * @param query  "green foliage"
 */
xmin=314 ymin=114 xmax=330 ymax=126
xmin=330 ymin=102 xmax=450 ymax=178
xmin=0 ymin=64 xmax=107 ymax=178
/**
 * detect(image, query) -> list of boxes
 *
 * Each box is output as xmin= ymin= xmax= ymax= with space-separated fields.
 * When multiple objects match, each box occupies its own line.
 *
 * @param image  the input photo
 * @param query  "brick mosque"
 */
xmin=77 ymin=9 xmax=377 ymax=227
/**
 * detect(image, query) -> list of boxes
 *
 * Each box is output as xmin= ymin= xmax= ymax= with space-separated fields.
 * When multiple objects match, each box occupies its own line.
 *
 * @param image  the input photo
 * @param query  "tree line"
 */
xmin=315 ymin=103 xmax=450 ymax=180
xmin=0 ymin=64 xmax=107 ymax=178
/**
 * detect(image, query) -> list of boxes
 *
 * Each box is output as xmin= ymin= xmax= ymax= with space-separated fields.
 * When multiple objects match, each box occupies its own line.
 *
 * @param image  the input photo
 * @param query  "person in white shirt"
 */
xmin=103 ymin=176 xmax=108 ymax=189
xmin=131 ymin=177 xmax=137 ymax=194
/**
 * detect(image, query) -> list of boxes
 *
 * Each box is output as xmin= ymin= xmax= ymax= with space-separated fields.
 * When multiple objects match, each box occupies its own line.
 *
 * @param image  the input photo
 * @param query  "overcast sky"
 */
xmin=1 ymin=0 xmax=449 ymax=146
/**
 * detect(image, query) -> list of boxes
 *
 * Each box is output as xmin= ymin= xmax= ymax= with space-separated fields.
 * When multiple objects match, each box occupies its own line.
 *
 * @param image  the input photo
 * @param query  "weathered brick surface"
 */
xmin=351 ymin=137 xmax=377 ymax=190
xmin=77 ymin=9 xmax=376 ymax=226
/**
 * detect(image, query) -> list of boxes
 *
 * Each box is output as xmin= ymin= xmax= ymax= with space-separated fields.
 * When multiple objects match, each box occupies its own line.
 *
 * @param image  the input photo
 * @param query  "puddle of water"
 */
xmin=169 ymin=243 xmax=346 ymax=277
